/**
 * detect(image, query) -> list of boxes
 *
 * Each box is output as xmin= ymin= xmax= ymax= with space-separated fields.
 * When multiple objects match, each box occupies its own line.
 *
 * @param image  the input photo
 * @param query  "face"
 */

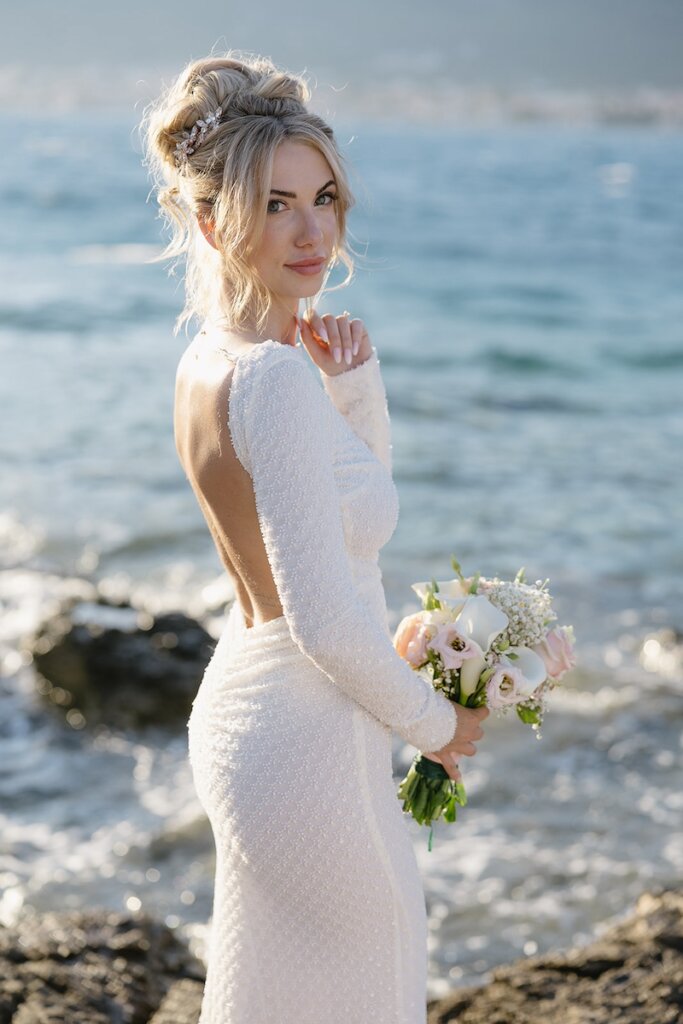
xmin=249 ymin=139 xmax=339 ymax=306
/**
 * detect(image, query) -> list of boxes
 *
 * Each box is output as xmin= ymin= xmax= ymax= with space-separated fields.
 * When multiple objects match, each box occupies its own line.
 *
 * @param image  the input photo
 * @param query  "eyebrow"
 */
xmin=269 ymin=179 xmax=336 ymax=198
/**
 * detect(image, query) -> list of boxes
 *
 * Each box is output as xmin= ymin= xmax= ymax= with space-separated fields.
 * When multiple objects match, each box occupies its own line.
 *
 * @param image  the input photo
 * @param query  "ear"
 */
xmin=197 ymin=213 xmax=218 ymax=250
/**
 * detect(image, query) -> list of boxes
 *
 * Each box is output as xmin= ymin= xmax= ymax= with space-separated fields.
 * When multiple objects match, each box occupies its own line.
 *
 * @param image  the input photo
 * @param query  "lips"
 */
xmin=286 ymin=257 xmax=326 ymax=268
xmin=285 ymin=257 xmax=327 ymax=276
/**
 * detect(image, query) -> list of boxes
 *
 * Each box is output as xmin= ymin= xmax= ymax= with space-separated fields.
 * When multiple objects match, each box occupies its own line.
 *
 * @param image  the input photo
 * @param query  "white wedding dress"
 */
xmin=187 ymin=338 xmax=457 ymax=1024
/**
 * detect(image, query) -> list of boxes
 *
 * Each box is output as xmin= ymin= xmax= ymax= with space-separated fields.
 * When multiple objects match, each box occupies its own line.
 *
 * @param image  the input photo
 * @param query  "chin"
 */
xmin=277 ymin=284 xmax=321 ymax=303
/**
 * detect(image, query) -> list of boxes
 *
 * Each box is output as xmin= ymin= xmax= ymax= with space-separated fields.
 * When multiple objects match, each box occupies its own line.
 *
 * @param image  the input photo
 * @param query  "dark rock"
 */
xmin=24 ymin=597 xmax=215 ymax=731
xmin=2 ymin=890 xmax=680 ymax=1022
xmin=427 ymin=889 xmax=683 ymax=1024
xmin=0 ymin=907 xmax=205 ymax=1024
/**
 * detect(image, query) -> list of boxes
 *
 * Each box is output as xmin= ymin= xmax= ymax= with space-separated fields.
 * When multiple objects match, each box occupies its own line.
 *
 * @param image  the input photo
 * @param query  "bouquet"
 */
xmin=393 ymin=555 xmax=576 ymax=850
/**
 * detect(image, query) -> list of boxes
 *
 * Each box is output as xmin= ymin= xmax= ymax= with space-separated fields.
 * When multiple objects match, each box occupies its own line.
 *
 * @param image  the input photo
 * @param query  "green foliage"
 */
xmin=423 ymin=578 xmax=442 ymax=611
xmin=398 ymin=754 xmax=468 ymax=832
xmin=450 ymin=554 xmax=466 ymax=583
xmin=516 ymin=704 xmax=541 ymax=725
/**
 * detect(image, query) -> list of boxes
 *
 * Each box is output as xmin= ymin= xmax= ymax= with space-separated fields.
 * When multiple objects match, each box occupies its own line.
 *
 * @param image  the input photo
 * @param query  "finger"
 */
xmin=301 ymin=313 xmax=329 ymax=358
xmin=302 ymin=309 xmax=330 ymax=346
xmin=349 ymin=317 xmax=364 ymax=356
xmin=321 ymin=313 xmax=342 ymax=364
xmin=476 ymin=706 xmax=490 ymax=719
xmin=457 ymin=741 xmax=477 ymax=757
xmin=300 ymin=311 xmax=331 ymax=356
xmin=337 ymin=312 xmax=353 ymax=365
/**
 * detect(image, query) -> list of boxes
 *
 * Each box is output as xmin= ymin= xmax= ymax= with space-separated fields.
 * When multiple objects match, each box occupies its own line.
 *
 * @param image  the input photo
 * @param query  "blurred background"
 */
xmin=1 ymin=0 xmax=682 ymax=1002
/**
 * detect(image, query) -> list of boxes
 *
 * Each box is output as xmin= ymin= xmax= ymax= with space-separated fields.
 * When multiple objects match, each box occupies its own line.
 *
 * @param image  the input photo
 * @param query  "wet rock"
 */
xmin=25 ymin=596 xmax=215 ymax=731
xmin=428 ymin=888 xmax=683 ymax=1024
xmin=2 ymin=890 xmax=681 ymax=1022
xmin=0 ymin=907 xmax=205 ymax=1024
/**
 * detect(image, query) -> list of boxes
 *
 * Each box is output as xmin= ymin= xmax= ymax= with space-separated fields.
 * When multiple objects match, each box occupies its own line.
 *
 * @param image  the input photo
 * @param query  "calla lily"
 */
xmin=411 ymin=578 xmax=470 ymax=607
xmin=451 ymin=595 xmax=509 ymax=699
xmin=459 ymin=652 xmax=488 ymax=700
xmin=503 ymin=645 xmax=548 ymax=696
xmin=454 ymin=596 xmax=509 ymax=652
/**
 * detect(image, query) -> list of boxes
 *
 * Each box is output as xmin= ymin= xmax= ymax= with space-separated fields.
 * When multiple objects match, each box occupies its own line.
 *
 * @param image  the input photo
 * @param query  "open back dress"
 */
xmin=186 ymin=337 xmax=457 ymax=1024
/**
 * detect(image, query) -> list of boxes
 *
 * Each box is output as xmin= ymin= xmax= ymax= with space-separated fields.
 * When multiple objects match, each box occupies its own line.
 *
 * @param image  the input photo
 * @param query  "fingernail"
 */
xmin=333 ymin=346 xmax=342 ymax=363
xmin=318 ymin=324 xmax=329 ymax=343
xmin=344 ymin=348 xmax=352 ymax=365
xmin=352 ymin=341 xmax=359 ymax=355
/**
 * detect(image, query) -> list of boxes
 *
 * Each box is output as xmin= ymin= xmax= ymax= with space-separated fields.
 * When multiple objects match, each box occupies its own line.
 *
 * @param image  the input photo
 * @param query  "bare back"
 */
xmin=173 ymin=334 xmax=283 ymax=630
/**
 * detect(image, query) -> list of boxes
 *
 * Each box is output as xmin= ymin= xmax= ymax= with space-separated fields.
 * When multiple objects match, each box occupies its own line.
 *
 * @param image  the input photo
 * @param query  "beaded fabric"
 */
xmin=186 ymin=339 xmax=458 ymax=1023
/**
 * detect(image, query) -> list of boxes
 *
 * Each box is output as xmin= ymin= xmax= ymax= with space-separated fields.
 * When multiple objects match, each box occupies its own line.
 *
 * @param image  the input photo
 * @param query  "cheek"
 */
xmin=323 ymin=207 xmax=339 ymax=236
xmin=251 ymin=225 xmax=282 ymax=270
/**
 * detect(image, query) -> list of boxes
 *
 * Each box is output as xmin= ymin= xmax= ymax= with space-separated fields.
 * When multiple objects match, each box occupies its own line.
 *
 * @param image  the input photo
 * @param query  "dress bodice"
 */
xmin=221 ymin=335 xmax=457 ymax=754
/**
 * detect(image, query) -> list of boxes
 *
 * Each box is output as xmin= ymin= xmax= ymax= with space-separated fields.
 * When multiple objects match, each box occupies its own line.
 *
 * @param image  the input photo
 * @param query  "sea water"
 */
xmin=0 ymin=110 xmax=681 ymax=994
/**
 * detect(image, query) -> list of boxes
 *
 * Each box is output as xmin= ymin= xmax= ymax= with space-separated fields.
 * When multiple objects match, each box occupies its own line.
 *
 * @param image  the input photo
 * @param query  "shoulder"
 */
xmin=228 ymin=342 xmax=327 ymax=469
xmin=234 ymin=341 xmax=318 ymax=400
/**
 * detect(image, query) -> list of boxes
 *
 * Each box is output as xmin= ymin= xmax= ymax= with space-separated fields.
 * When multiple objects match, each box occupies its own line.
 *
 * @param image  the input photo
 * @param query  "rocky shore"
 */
xmin=1 ymin=889 xmax=680 ymax=1023
xmin=427 ymin=888 xmax=683 ymax=1024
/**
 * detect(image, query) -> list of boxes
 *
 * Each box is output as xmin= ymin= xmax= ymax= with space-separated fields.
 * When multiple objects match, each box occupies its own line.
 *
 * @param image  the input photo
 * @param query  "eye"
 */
xmin=266 ymin=192 xmax=338 ymax=214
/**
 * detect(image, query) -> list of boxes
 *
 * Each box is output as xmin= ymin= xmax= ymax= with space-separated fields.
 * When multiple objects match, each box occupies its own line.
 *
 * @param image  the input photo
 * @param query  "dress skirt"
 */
xmin=187 ymin=603 xmax=432 ymax=1024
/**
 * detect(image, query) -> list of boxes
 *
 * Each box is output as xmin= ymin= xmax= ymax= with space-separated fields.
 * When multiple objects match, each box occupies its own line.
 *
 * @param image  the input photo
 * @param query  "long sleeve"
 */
xmin=229 ymin=344 xmax=457 ymax=753
xmin=319 ymin=346 xmax=393 ymax=471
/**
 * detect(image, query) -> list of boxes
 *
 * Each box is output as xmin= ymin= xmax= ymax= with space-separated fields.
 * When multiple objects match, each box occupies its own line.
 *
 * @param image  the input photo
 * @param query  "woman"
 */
xmin=141 ymin=51 xmax=488 ymax=1024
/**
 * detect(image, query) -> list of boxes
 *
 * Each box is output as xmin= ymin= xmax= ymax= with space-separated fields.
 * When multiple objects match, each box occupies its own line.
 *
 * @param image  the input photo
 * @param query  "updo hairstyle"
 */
xmin=139 ymin=50 xmax=357 ymax=337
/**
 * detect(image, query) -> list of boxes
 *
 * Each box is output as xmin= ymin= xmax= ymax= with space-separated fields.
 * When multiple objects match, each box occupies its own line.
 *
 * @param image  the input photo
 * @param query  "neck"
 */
xmin=207 ymin=299 xmax=300 ymax=346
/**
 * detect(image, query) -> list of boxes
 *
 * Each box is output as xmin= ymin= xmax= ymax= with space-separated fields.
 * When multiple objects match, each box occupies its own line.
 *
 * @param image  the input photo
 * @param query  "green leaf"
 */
xmin=443 ymin=797 xmax=457 ymax=823
xmin=450 ymin=555 xmax=466 ymax=583
xmin=516 ymin=704 xmax=541 ymax=725
xmin=468 ymin=571 xmax=481 ymax=594
xmin=454 ymin=782 xmax=468 ymax=805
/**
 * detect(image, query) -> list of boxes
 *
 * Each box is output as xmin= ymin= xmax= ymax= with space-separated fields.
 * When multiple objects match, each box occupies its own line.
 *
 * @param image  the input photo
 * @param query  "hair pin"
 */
xmin=174 ymin=108 xmax=223 ymax=167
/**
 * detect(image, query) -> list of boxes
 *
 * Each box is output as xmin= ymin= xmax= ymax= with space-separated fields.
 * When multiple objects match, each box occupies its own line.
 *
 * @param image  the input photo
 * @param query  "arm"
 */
xmin=319 ymin=347 xmax=393 ymax=471
xmin=230 ymin=346 xmax=457 ymax=753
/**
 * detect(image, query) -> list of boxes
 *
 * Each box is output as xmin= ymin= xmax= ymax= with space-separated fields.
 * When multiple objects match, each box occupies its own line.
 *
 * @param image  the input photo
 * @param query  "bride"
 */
xmin=141 ymin=49 xmax=488 ymax=1024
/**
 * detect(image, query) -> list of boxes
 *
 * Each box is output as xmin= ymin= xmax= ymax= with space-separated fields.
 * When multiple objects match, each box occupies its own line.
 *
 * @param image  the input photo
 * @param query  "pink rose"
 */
xmin=428 ymin=624 xmax=484 ymax=672
xmin=485 ymin=664 xmax=527 ymax=709
xmin=532 ymin=626 xmax=576 ymax=680
xmin=393 ymin=612 xmax=432 ymax=668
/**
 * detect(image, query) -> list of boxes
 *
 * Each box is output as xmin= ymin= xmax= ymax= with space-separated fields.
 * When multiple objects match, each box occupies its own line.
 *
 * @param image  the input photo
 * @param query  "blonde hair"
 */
xmin=138 ymin=50 xmax=358 ymax=338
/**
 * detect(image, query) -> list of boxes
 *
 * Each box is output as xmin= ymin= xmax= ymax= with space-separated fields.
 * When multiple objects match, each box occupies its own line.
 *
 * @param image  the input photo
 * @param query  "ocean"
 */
xmin=1 ymin=108 xmax=681 ymax=996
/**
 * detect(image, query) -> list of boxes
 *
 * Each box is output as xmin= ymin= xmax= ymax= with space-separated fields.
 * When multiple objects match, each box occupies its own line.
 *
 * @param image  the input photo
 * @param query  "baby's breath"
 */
xmin=479 ymin=576 xmax=556 ymax=648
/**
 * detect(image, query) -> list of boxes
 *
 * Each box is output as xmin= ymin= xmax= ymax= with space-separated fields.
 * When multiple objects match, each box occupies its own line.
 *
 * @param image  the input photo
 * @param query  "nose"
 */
xmin=296 ymin=208 xmax=324 ymax=247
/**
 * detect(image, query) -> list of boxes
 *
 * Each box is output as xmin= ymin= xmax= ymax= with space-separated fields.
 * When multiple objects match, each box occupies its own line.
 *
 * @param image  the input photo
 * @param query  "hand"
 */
xmin=297 ymin=308 xmax=373 ymax=376
xmin=423 ymin=705 xmax=490 ymax=782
